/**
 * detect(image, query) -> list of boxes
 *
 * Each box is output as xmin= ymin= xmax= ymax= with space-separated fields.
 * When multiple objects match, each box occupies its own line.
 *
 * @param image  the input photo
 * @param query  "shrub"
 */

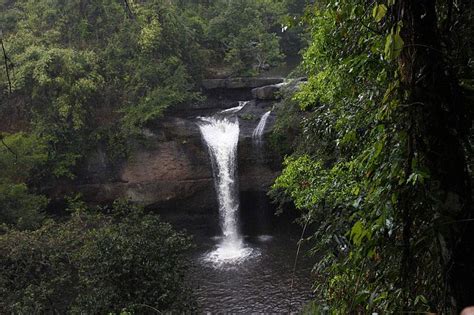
xmin=0 ymin=200 xmax=195 ymax=313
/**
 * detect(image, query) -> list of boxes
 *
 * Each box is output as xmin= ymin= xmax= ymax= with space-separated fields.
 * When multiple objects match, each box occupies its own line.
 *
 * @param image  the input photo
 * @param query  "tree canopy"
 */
xmin=272 ymin=0 xmax=473 ymax=313
xmin=1 ymin=0 xmax=472 ymax=313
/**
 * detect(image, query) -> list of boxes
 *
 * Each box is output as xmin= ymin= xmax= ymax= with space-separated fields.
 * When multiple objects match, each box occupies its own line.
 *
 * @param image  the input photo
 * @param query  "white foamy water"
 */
xmin=198 ymin=116 xmax=255 ymax=266
xmin=252 ymin=111 xmax=271 ymax=143
xmin=257 ymin=235 xmax=274 ymax=242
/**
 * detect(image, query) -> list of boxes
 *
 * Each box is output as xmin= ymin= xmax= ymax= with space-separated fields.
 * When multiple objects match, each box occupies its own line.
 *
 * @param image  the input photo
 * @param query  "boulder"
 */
xmin=202 ymin=77 xmax=284 ymax=90
xmin=251 ymin=78 xmax=308 ymax=100
xmin=246 ymin=77 xmax=284 ymax=88
xmin=251 ymin=84 xmax=282 ymax=100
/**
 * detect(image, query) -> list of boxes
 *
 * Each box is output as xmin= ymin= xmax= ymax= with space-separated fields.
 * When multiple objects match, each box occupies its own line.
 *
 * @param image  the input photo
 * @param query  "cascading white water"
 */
xmin=198 ymin=116 xmax=254 ymax=265
xmin=199 ymin=117 xmax=240 ymax=244
xmin=252 ymin=111 xmax=272 ymax=145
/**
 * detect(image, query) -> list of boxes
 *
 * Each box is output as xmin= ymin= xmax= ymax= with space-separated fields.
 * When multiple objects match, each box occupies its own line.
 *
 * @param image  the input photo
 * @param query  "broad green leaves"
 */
xmin=350 ymin=220 xmax=371 ymax=246
xmin=372 ymin=3 xmax=405 ymax=61
xmin=384 ymin=27 xmax=404 ymax=60
xmin=372 ymin=4 xmax=387 ymax=22
xmin=272 ymin=0 xmax=446 ymax=312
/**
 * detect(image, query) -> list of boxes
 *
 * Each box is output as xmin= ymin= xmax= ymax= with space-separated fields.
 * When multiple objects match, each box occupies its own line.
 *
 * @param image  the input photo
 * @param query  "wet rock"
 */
xmin=68 ymin=110 xmax=280 ymax=214
xmin=56 ymin=82 xmax=287 ymax=215
xmin=202 ymin=77 xmax=284 ymax=90
xmin=251 ymin=77 xmax=307 ymax=100
xmin=251 ymin=84 xmax=282 ymax=100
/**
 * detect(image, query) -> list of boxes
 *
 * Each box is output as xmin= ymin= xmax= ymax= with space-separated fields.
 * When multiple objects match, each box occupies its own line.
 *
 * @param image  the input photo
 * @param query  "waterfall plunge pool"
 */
xmin=184 ymin=110 xmax=314 ymax=312
xmin=188 ymin=222 xmax=314 ymax=313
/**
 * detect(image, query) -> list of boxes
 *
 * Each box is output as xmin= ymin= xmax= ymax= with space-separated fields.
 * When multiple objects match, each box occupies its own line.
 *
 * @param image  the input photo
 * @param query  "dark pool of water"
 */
xmin=188 ymin=233 xmax=314 ymax=313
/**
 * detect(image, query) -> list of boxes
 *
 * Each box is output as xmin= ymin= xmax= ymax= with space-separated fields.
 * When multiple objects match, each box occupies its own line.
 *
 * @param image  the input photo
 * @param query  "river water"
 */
xmin=185 ymin=111 xmax=314 ymax=312
xmin=188 ymin=232 xmax=314 ymax=313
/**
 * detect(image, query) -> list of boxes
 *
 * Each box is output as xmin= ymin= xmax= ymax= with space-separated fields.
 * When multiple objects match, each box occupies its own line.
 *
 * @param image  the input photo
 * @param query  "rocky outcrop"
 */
xmin=71 ymin=102 xmax=280 ymax=214
xmin=72 ymin=117 xmax=216 ymax=212
xmin=202 ymin=77 xmax=284 ymax=90
xmin=251 ymin=77 xmax=307 ymax=100
xmin=251 ymin=84 xmax=283 ymax=100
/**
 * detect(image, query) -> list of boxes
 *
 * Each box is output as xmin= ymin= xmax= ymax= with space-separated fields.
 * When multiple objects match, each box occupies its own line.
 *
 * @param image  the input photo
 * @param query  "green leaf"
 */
xmin=384 ymin=29 xmax=404 ymax=60
xmin=372 ymin=4 xmax=387 ymax=22
xmin=384 ymin=34 xmax=394 ymax=59
xmin=350 ymin=221 xmax=364 ymax=246
xmin=374 ymin=140 xmax=384 ymax=158
xmin=393 ymin=33 xmax=404 ymax=56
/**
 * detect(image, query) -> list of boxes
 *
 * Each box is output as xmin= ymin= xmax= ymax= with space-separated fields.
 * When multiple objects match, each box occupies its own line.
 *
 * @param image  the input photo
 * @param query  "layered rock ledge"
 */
xmin=202 ymin=77 xmax=284 ymax=90
xmin=64 ymin=99 xmax=281 ymax=215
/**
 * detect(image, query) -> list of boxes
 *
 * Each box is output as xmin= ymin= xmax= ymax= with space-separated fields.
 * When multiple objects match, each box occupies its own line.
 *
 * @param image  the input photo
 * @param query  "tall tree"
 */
xmin=273 ymin=0 xmax=473 ymax=312
xmin=397 ymin=0 xmax=473 ymax=309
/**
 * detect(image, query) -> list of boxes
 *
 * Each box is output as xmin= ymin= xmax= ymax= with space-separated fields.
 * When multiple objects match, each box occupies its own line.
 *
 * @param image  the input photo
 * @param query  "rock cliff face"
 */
xmin=72 ymin=78 xmax=283 ymax=215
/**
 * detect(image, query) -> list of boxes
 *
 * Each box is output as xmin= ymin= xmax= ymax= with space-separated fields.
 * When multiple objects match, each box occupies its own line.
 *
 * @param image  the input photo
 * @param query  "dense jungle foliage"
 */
xmin=0 ymin=0 xmax=304 ymax=312
xmin=1 ymin=200 xmax=194 ymax=313
xmin=272 ymin=0 xmax=474 ymax=313
xmin=1 ymin=0 xmax=473 ymax=313
xmin=0 ymin=0 xmax=302 ymax=228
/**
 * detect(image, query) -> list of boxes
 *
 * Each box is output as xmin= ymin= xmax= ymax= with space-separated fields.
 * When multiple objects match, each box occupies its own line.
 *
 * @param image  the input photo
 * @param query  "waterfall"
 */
xmin=199 ymin=117 xmax=241 ymax=244
xmin=198 ymin=116 xmax=253 ymax=264
xmin=251 ymin=111 xmax=272 ymax=237
xmin=252 ymin=111 xmax=271 ymax=145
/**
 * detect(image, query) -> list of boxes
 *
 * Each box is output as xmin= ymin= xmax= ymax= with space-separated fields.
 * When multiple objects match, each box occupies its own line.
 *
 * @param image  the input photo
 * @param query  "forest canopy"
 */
xmin=272 ymin=0 xmax=473 ymax=313
xmin=1 ymin=0 xmax=473 ymax=313
xmin=0 ymin=0 xmax=305 ymax=313
xmin=0 ymin=0 xmax=302 ymax=229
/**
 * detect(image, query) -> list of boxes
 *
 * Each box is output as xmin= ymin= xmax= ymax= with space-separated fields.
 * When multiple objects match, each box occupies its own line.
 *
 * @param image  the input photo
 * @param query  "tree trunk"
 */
xmin=398 ymin=0 xmax=473 ymax=310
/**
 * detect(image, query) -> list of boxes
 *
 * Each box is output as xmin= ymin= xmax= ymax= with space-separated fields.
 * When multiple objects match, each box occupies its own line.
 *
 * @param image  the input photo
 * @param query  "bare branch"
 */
xmin=0 ymin=35 xmax=12 ymax=94
xmin=0 ymin=136 xmax=18 ymax=161
xmin=123 ymin=0 xmax=135 ymax=20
